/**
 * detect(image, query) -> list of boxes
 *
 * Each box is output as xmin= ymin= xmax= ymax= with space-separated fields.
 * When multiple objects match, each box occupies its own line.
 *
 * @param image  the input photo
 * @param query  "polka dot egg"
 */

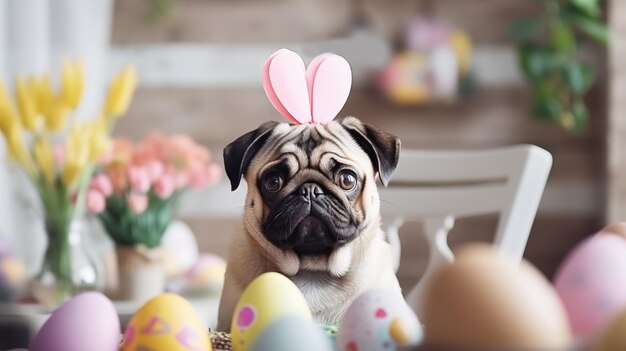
xmin=554 ymin=232 xmax=626 ymax=339
xmin=336 ymin=289 xmax=422 ymax=351
xmin=231 ymin=272 xmax=312 ymax=351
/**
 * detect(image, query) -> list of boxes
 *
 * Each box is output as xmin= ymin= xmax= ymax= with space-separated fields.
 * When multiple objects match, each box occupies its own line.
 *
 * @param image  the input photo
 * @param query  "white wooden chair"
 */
xmin=379 ymin=144 xmax=553 ymax=317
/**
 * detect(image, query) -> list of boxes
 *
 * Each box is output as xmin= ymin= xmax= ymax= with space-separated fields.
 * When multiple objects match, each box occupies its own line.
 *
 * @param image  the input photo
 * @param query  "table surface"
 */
xmin=0 ymin=294 xmax=221 ymax=349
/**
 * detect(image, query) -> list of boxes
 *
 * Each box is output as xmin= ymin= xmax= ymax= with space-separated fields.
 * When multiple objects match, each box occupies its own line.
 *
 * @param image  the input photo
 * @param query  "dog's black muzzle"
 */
xmin=262 ymin=181 xmax=357 ymax=256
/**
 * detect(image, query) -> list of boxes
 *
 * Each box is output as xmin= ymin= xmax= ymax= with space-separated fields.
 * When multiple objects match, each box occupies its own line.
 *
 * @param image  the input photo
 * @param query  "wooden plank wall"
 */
xmin=110 ymin=0 xmax=607 ymax=292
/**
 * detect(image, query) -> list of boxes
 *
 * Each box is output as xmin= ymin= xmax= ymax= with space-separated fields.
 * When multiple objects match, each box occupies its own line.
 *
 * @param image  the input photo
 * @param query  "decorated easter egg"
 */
xmin=602 ymin=222 xmax=626 ymax=239
xmin=554 ymin=232 xmax=626 ymax=339
xmin=422 ymin=244 xmax=571 ymax=350
xmin=121 ymin=292 xmax=211 ymax=351
xmin=0 ymin=236 xmax=26 ymax=300
xmin=249 ymin=315 xmax=332 ymax=351
xmin=186 ymin=254 xmax=226 ymax=290
xmin=161 ymin=220 xmax=199 ymax=276
xmin=0 ymin=256 xmax=26 ymax=300
xmin=592 ymin=307 xmax=626 ymax=351
xmin=30 ymin=292 xmax=120 ymax=351
xmin=336 ymin=289 xmax=422 ymax=351
xmin=232 ymin=272 xmax=311 ymax=351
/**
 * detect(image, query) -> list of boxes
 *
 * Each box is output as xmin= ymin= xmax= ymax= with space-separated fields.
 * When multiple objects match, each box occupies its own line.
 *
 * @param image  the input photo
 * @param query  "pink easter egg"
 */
xmin=554 ymin=232 xmax=626 ymax=339
xmin=30 ymin=292 xmax=120 ymax=351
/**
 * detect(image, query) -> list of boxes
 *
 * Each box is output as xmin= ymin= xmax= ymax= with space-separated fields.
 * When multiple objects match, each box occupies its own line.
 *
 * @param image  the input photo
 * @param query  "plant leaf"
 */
xmin=509 ymin=17 xmax=545 ymax=41
xmin=571 ymin=99 xmax=589 ymax=131
xmin=531 ymin=82 xmax=562 ymax=121
xmin=563 ymin=61 xmax=595 ymax=94
xmin=568 ymin=0 xmax=601 ymax=18
xmin=518 ymin=45 xmax=556 ymax=82
xmin=572 ymin=16 xmax=609 ymax=44
xmin=553 ymin=21 xmax=576 ymax=51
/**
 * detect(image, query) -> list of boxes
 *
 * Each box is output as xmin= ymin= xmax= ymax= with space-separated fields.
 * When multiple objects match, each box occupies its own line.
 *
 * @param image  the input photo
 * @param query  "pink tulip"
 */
xmin=98 ymin=148 xmax=114 ymax=165
xmin=128 ymin=166 xmax=151 ymax=193
xmin=146 ymin=160 xmax=165 ymax=182
xmin=112 ymin=138 xmax=135 ymax=164
xmin=86 ymin=189 xmax=106 ymax=214
xmin=188 ymin=168 xmax=208 ymax=188
xmin=206 ymin=163 xmax=222 ymax=186
xmin=128 ymin=193 xmax=149 ymax=214
xmin=175 ymin=172 xmax=189 ymax=189
xmin=54 ymin=144 xmax=66 ymax=166
xmin=154 ymin=174 xmax=175 ymax=199
xmin=90 ymin=174 xmax=113 ymax=196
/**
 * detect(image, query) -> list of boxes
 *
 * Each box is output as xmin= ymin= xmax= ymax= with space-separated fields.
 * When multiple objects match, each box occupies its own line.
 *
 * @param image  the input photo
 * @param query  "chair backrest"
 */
xmin=379 ymin=144 xmax=553 ymax=316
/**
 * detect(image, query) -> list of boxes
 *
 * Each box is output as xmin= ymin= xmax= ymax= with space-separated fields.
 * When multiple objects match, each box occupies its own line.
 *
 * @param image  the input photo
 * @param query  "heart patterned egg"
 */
xmin=121 ymin=293 xmax=211 ymax=351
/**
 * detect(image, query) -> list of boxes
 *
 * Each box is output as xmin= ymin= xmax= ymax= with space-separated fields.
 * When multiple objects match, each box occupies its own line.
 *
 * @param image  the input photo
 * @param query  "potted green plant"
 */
xmin=509 ymin=0 xmax=608 ymax=132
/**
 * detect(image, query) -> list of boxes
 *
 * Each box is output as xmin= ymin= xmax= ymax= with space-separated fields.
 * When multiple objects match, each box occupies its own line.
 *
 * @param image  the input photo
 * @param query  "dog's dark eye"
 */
xmin=338 ymin=170 xmax=357 ymax=191
xmin=264 ymin=173 xmax=284 ymax=193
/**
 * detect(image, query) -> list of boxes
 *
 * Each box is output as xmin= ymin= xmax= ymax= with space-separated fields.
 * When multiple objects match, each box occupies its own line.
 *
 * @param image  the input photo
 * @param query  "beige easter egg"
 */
xmin=593 ymin=308 xmax=626 ymax=351
xmin=422 ymin=244 xmax=572 ymax=350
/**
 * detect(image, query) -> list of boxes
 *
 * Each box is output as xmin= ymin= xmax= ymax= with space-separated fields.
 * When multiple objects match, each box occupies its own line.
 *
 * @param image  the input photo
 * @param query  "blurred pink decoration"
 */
xmin=129 ymin=166 xmax=151 ymax=193
xmin=553 ymin=232 xmax=626 ymax=340
xmin=375 ymin=17 xmax=473 ymax=106
xmin=86 ymin=133 xmax=222 ymax=248
xmin=154 ymin=175 xmax=175 ymax=199
xmin=93 ymin=132 xmax=222 ymax=202
xmin=406 ymin=17 xmax=451 ymax=51
xmin=127 ymin=193 xmax=149 ymax=214
xmin=86 ymin=190 xmax=106 ymax=214
xmin=263 ymin=48 xmax=352 ymax=125
xmin=89 ymin=174 xmax=113 ymax=197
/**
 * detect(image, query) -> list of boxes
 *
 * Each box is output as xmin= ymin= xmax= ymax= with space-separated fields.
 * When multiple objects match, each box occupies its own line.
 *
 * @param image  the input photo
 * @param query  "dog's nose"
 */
xmin=298 ymin=183 xmax=324 ymax=200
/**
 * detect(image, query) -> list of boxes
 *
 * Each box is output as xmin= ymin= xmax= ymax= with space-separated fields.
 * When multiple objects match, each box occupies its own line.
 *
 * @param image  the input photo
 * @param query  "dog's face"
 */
xmin=223 ymin=117 xmax=400 ymax=277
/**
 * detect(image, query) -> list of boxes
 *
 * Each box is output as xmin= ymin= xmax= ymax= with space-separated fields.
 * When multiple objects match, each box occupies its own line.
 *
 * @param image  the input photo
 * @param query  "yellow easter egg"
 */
xmin=0 ymin=257 xmax=26 ymax=285
xmin=121 ymin=293 xmax=212 ymax=351
xmin=232 ymin=272 xmax=312 ymax=351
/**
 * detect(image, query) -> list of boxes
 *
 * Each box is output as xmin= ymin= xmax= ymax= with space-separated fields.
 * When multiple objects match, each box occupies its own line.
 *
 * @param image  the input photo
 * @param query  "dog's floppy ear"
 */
xmin=340 ymin=117 xmax=400 ymax=187
xmin=223 ymin=121 xmax=280 ymax=191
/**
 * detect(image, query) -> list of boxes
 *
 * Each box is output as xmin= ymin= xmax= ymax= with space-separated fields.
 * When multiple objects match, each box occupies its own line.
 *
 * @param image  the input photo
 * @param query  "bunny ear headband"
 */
xmin=263 ymin=49 xmax=352 ymax=125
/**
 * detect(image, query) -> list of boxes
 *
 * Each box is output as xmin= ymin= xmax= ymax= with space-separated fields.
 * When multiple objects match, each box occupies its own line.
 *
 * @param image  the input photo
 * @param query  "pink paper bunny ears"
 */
xmin=263 ymin=49 xmax=352 ymax=125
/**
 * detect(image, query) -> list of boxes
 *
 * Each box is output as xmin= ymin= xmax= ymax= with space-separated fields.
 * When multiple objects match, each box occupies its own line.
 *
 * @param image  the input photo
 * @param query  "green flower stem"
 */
xmin=74 ymin=164 xmax=95 ymax=219
xmin=40 ymin=193 xmax=74 ymax=301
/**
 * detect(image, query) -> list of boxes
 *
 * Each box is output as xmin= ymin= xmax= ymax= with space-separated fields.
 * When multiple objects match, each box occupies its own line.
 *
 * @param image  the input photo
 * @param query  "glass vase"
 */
xmin=33 ymin=218 xmax=101 ymax=306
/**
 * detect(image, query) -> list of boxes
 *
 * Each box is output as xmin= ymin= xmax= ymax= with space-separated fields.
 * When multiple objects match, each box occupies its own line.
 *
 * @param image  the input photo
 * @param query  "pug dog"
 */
xmin=217 ymin=116 xmax=401 ymax=331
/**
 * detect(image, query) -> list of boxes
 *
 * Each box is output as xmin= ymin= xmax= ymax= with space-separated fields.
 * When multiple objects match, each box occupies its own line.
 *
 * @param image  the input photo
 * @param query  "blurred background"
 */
xmin=0 ymin=0 xmax=614 ymax=296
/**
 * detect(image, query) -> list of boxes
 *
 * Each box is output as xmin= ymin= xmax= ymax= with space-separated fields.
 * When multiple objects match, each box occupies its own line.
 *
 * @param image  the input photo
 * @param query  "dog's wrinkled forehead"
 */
xmin=247 ymin=121 xmax=373 ymax=178
xmin=223 ymin=116 xmax=400 ymax=191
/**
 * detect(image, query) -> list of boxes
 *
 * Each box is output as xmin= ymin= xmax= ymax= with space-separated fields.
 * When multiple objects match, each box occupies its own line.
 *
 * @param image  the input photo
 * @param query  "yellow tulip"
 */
xmin=45 ymin=96 xmax=69 ymax=132
xmin=5 ymin=122 xmax=34 ymax=174
xmin=88 ymin=119 xmax=111 ymax=162
xmin=62 ymin=160 xmax=84 ymax=188
xmin=15 ymin=76 xmax=40 ymax=131
xmin=34 ymin=137 xmax=55 ymax=185
xmin=60 ymin=59 xmax=84 ymax=109
xmin=36 ymin=74 xmax=53 ymax=114
xmin=104 ymin=66 xmax=137 ymax=119
xmin=89 ymin=133 xmax=111 ymax=162
xmin=0 ymin=82 xmax=19 ymax=136
xmin=62 ymin=122 xmax=90 ymax=187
